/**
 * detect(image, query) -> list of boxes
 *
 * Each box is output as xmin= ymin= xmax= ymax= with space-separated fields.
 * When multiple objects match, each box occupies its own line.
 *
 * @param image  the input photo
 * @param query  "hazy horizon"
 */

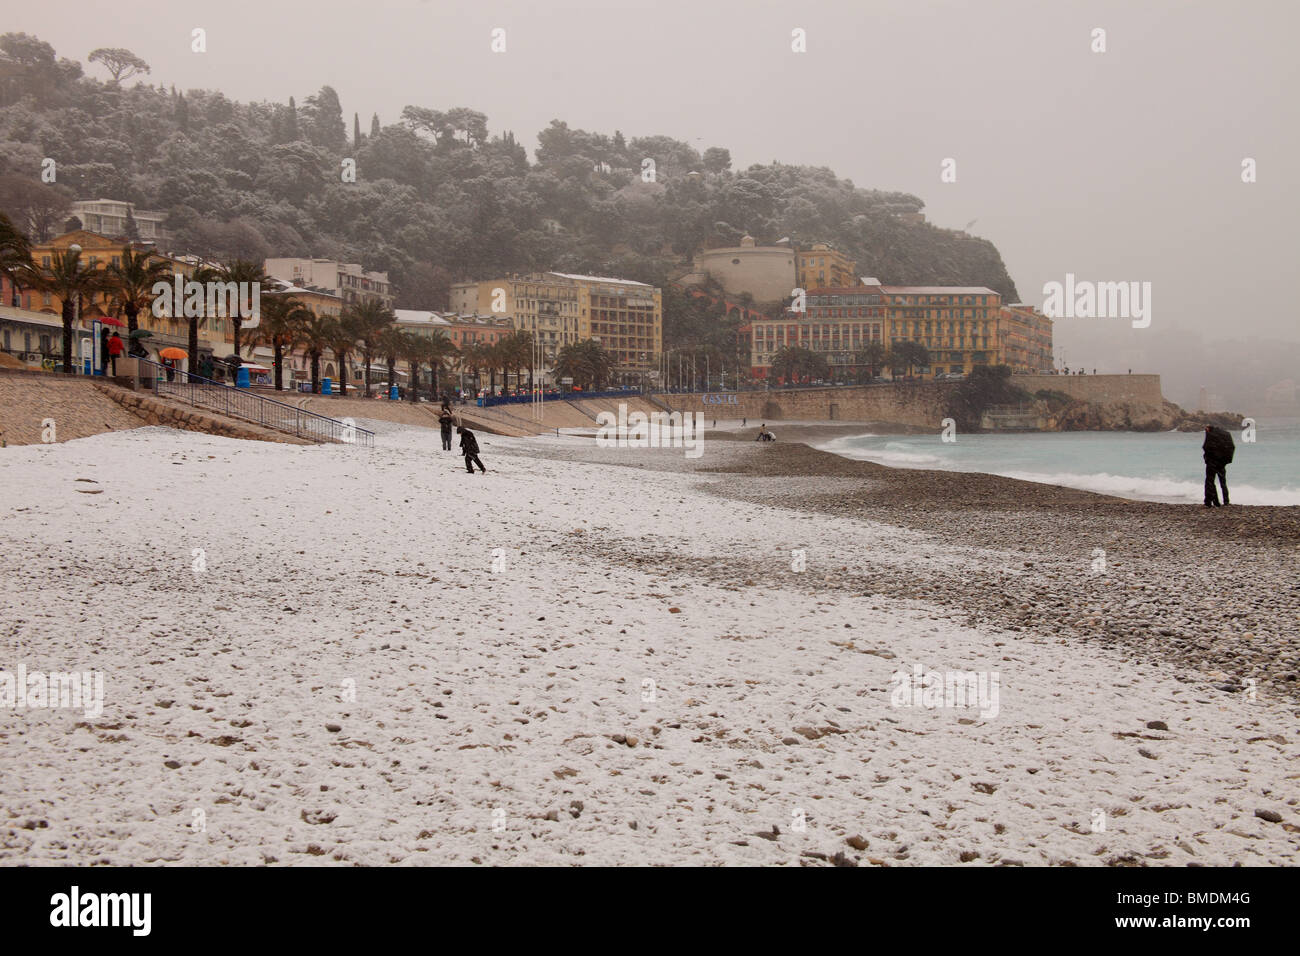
xmin=7 ymin=0 xmax=1298 ymax=408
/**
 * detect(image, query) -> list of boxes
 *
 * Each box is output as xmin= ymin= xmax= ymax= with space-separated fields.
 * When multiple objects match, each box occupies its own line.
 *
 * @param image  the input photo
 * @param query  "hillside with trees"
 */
xmin=0 ymin=31 xmax=1020 ymax=344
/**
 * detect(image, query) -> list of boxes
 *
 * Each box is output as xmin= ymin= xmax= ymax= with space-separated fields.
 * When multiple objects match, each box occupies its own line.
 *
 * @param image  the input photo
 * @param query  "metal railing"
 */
xmin=139 ymin=358 xmax=374 ymax=446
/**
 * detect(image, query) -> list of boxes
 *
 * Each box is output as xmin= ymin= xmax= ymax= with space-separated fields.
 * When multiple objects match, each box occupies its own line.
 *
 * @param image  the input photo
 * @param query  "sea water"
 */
xmin=818 ymin=418 xmax=1300 ymax=505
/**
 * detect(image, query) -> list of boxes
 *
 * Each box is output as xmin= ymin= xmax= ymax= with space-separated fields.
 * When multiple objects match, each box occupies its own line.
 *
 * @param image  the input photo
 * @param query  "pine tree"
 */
xmin=286 ymin=96 xmax=299 ymax=140
xmin=176 ymin=90 xmax=189 ymax=131
xmin=370 ymin=112 xmax=380 ymax=138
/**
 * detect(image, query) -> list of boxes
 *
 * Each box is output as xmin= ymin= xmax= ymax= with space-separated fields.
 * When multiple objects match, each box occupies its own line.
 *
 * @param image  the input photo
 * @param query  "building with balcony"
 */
xmin=69 ymin=199 xmax=169 ymax=246
xmin=264 ymin=258 xmax=393 ymax=310
xmin=450 ymin=272 xmax=661 ymax=384
xmin=748 ymin=280 xmax=1049 ymax=381
xmin=795 ymin=243 xmax=858 ymax=292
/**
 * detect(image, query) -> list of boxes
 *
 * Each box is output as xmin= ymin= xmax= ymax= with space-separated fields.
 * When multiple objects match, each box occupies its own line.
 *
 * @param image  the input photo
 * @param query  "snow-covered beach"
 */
xmin=1 ymin=423 xmax=1297 ymax=865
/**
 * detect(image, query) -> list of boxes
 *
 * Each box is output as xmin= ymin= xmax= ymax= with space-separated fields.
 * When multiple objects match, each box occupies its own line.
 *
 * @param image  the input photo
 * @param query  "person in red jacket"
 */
xmin=106 ymin=331 xmax=125 ymax=375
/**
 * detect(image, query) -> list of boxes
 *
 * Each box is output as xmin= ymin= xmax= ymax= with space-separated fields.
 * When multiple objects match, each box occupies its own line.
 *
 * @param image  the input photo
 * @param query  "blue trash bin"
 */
xmin=389 ymin=385 xmax=399 ymax=400
xmin=236 ymin=365 xmax=251 ymax=388
xmin=322 ymin=377 xmax=332 ymax=395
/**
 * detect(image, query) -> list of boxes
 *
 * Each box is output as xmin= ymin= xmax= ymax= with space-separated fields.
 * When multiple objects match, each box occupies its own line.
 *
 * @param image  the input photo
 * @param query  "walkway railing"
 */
xmin=139 ymin=358 xmax=374 ymax=446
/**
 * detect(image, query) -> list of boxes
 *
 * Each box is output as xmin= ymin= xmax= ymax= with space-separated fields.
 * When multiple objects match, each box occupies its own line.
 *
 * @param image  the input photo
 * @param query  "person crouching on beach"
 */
xmin=458 ymin=425 xmax=486 ymax=474
xmin=1202 ymin=424 xmax=1234 ymax=507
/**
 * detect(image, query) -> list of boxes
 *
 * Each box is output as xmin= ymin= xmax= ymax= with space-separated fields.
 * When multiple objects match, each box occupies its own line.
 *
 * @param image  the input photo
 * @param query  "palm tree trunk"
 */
xmin=61 ymin=300 xmax=75 ymax=375
xmin=432 ymin=363 xmax=439 ymax=401
xmin=125 ymin=303 xmax=139 ymax=339
xmin=363 ymin=349 xmax=372 ymax=397
xmin=188 ymin=317 xmax=199 ymax=382
xmin=407 ymin=360 xmax=418 ymax=402
xmin=311 ymin=352 xmax=320 ymax=394
xmin=274 ymin=341 xmax=284 ymax=390
xmin=233 ymin=317 xmax=242 ymax=362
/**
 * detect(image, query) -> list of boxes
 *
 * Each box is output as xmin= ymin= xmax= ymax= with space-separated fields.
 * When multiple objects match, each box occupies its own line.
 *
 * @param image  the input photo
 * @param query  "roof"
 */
xmin=393 ymin=309 xmax=450 ymax=326
xmin=546 ymin=272 xmax=652 ymax=288
xmin=881 ymin=285 xmax=999 ymax=295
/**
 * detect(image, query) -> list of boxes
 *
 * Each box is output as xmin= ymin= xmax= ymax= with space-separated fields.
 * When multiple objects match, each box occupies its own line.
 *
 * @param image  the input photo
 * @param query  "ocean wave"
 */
xmin=997 ymin=470 xmax=1300 ymax=505
xmin=817 ymin=437 xmax=943 ymax=466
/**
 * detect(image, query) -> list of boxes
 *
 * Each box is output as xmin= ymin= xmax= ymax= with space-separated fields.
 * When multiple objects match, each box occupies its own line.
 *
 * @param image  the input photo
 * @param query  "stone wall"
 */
xmin=652 ymin=384 xmax=954 ymax=428
xmin=1012 ymin=373 xmax=1163 ymax=404
xmin=95 ymin=384 xmax=312 ymax=444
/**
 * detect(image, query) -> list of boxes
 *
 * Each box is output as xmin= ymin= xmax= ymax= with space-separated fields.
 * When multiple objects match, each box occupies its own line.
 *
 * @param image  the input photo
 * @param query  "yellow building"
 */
xmin=997 ymin=305 xmax=1054 ymax=373
xmin=796 ymin=243 xmax=858 ymax=292
xmin=883 ymin=284 xmax=1003 ymax=375
xmin=450 ymin=272 xmax=662 ymax=384
xmin=28 ymin=230 xmax=231 ymax=365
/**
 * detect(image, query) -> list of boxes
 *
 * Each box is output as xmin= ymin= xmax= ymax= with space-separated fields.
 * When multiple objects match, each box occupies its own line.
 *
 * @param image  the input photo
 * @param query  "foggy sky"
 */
xmin=8 ymin=0 xmax=1298 ymax=400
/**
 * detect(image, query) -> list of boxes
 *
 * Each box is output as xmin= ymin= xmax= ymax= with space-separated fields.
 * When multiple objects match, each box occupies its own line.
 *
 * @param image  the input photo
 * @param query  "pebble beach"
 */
xmin=1 ymin=420 xmax=1297 ymax=865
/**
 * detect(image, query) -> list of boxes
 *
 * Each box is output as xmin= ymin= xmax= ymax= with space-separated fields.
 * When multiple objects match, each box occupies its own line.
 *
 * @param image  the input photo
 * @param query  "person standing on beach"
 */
xmin=438 ymin=406 xmax=454 ymax=451
xmin=106 ymin=331 xmax=124 ymax=375
xmin=458 ymin=425 xmax=486 ymax=474
xmin=1202 ymin=425 xmax=1234 ymax=507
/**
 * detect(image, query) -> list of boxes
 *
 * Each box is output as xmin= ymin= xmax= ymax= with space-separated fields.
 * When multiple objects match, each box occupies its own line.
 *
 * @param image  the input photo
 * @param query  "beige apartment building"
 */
xmin=70 ymin=199 xmax=169 ymax=246
xmin=264 ymin=258 xmax=393 ymax=310
xmin=450 ymin=272 xmax=662 ymax=382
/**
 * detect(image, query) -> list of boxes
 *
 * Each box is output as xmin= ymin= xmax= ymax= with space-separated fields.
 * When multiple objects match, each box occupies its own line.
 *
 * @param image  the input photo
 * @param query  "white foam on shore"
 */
xmin=816 ymin=434 xmax=1300 ymax=505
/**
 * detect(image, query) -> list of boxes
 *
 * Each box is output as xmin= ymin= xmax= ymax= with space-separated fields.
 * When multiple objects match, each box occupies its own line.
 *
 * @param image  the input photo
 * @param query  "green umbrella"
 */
xmin=128 ymin=329 xmax=154 ymax=339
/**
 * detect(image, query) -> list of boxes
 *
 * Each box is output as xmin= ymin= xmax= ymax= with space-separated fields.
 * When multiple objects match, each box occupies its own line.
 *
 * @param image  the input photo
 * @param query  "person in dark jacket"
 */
xmin=438 ymin=407 xmax=454 ymax=451
xmin=1202 ymin=425 xmax=1234 ymax=507
xmin=457 ymin=425 xmax=486 ymax=473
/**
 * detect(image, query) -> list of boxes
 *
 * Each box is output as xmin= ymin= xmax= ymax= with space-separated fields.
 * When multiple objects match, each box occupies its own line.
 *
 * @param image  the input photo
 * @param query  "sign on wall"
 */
xmin=701 ymin=393 xmax=739 ymax=405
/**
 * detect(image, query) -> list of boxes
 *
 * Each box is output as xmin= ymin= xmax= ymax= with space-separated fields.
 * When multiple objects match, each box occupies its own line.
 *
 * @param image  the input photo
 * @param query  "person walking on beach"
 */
xmin=1202 ymin=424 xmax=1234 ymax=507
xmin=458 ymin=425 xmax=486 ymax=474
xmin=438 ymin=406 xmax=454 ymax=451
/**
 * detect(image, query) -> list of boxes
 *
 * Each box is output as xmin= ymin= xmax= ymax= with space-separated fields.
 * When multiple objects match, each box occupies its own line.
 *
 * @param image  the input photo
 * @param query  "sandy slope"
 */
xmin=0 ymin=425 xmax=1295 ymax=865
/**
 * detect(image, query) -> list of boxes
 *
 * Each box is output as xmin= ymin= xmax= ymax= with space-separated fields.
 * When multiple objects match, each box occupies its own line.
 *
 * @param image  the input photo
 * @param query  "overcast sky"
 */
xmin=10 ymin=0 xmax=1299 ymax=383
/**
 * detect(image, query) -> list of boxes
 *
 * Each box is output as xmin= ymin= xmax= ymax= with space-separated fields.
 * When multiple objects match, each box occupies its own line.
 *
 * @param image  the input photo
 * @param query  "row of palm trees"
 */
xmin=0 ymin=210 xmax=270 ymax=377
xmin=1 ymin=211 xmax=625 ymax=395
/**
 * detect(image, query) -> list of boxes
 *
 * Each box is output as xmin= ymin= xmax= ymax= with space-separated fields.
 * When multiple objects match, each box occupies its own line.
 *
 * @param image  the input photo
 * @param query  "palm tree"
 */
xmin=299 ymin=312 xmax=336 ymax=394
xmin=103 ymin=246 xmax=172 ymax=340
xmin=398 ymin=332 xmax=432 ymax=403
xmin=249 ymin=293 xmax=312 ymax=390
xmin=187 ymin=264 xmax=219 ymax=375
xmin=17 ymin=248 xmax=108 ymax=375
xmin=425 ymin=330 xmax=458 ymax=402
xmin=461 ymin=341 xmax=487 ymax=396
xmin=855 ymin=342 xmax=888 ymax=383
xmin=327 ymin=314 xmax=362 ymax=396
xmin=484 ymin=340 xmax=506 ymax=394
xmin=377 ymin=327 xmax=409 ymax=397
xmin=214 ymin=259 xmax=272 ymax=363
xmin=0 ymin=212 xmax=34 ymax=297
xmin=342 ymin=297 xmax=396 ymax=398
xmin=554 ymin=339 xmax=615 ymax=391
xmin=503 ymin=329 xmax=534 ymax=392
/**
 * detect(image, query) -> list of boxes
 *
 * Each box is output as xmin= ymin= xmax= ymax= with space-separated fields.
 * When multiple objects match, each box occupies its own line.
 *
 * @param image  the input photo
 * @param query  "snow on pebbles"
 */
xmin=0 ymin=423 xmax=1295 ymax=866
